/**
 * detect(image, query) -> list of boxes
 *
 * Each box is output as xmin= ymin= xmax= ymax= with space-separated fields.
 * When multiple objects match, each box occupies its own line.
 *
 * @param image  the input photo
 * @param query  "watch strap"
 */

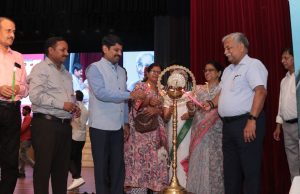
xmin=248 ymin=114 xmax=258 ymax=120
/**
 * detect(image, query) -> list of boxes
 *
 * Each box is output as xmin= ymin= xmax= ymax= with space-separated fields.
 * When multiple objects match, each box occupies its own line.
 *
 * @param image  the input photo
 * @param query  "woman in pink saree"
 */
xmin=186 ymin=61 xmax=224 ymax=194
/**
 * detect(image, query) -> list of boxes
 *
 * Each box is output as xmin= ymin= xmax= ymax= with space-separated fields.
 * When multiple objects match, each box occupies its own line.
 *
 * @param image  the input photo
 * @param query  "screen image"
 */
xmin=21 ymin=54 xmax=45 ymax=106
xmin=123 ymin=51 xmax=154 ymax=91
xmin=20 ymin=52 xmax=101 ymax=110
xmin=289 ymin=0 xmax=300 ymax=137
xmin=66 ymin=52 xmax=101 ymax=109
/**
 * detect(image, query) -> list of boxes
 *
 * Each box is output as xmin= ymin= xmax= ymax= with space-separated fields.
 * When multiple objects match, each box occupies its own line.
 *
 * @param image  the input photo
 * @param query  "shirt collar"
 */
xmin=45 ymin=57 xmax=66 ymax=72
xmin=286 ymin=71 xmax=294 ymax=78
xmin=77 ymin=101 xmax=83 ymax=106
xmin=229 ymin=54 xmax=249 ymax=70
xmin=102 ymin=57 xmax=118 ymax=71
xmin=7 ymin=47 xmax=13 ymax=54
xmin=0 ymin=47 xmax=13 ymax=55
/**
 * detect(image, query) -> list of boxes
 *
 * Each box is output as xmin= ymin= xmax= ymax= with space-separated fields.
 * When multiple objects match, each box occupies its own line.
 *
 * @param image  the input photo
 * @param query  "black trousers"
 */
xmin=89 ymin=127 xmax=124 ymax=194
xmin=69 ymin=140 xmax=85 ymax=179
xmin=222 ymin=112 xmax=265 ymax=194
xmin=31 ymin=116 xmax=72 ymax=194
xmin=0 ymin=102 xmax=21 ymax=194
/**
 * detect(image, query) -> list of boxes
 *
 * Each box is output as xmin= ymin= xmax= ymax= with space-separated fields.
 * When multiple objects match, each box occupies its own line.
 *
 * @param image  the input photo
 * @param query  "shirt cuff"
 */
xmin=19 ymin=85 xmax=29 ymax=98
xmin=276 ymin=115 xmax=283 ymax=124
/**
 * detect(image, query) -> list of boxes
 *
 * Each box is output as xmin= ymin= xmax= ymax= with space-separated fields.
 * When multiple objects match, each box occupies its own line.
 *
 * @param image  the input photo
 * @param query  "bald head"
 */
xmin=0 ymin=17 xmax=16 ymax=50
xmin=0 ymin=17 xmax=15 ymax=28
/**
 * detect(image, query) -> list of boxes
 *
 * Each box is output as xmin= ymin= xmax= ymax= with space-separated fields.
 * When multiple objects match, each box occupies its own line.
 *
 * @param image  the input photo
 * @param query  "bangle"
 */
xmin=188 ymin=111 xmax=195 ymax=117
xmin=207 ymin=100 xmax=215 ymax=109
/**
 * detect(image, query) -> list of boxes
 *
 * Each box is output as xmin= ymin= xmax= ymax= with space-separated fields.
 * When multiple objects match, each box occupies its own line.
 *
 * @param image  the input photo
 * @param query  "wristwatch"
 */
xmin=248 ymin=114 xmax=257 ymax=121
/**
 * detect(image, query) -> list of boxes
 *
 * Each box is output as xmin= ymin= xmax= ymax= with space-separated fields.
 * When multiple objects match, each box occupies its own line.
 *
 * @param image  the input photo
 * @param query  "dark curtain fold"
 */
xmin=5 ymin=0 xmax=167 ymax=53
xmin=154 ymin=0 xmax=190 ymax=68
xmin=79 ymin=52 xmax=102 ymax=80
xmin=190 ymin=0 xmax=292 ymax=193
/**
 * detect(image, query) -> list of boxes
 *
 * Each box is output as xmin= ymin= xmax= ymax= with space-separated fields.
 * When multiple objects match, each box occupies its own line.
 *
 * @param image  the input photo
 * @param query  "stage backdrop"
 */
xmin=289 ymin=0 xmax=300 ymax=137
xmin=190 ymin=0 xmax=292 ymax=193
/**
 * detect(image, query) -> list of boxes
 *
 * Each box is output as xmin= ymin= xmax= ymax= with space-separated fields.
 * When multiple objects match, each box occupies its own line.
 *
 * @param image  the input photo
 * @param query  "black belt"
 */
xmin=221 ymin=113 xmax=249 ymax=123
xmin=33 ymin=113 xmax=71 ymax=124
xmin=285 ymin=118 xmax=298 ymax=124
xmin=0 ymin=100 xmax=20 ymax=107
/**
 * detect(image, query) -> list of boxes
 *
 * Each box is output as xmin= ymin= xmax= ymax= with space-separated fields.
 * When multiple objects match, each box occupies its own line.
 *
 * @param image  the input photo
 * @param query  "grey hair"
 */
xmin=222 ymin=32 xmax=249 ymax=49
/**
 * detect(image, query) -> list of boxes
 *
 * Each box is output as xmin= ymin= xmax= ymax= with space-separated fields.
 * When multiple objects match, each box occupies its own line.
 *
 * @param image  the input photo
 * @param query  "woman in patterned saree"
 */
xmin=124 ymin=63 xmax=168 ymax=194
xmin=186 ymin=61 xmax=224 ymax=194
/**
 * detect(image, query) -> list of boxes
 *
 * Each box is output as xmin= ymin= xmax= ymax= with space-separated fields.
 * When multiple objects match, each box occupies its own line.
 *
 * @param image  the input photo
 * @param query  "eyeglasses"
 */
xmin=203 ymin=69 xmax=216 ymax=73
xmin=149 ymin=70 xmax=161 ymax=74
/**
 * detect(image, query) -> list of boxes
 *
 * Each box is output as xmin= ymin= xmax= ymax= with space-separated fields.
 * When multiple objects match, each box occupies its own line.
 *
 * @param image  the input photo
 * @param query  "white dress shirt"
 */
xmin=276 ymin=72 xmax=297 ymax=124
xmin=218 ymin=55 xmax=268 ymax=117
xmin=71 ymin=101 xmax=89 ymax=141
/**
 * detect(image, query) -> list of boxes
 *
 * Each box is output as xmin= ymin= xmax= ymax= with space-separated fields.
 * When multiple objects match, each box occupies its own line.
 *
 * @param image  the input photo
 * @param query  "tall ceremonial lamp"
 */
xmin=158 ymin=65 xmax=196 ymax=194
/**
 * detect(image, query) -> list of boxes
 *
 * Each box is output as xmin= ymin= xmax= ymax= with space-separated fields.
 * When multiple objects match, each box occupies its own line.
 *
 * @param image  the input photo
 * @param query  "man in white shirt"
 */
xmin=273 ymin=48 xmax=299 ymax=180
xmin=204 ymin=32 xmax=268 ymax=194
xmin=68 ymin=90 xmax=89 ymax=191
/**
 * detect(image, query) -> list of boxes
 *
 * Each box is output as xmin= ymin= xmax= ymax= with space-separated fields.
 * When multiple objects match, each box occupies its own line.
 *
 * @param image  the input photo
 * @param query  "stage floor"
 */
xmin=14 ymin=166 xmax=96 ymax=194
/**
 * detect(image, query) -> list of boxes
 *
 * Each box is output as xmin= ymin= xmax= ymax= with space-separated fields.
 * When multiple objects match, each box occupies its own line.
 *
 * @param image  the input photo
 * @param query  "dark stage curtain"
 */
xmin=79 ymin=53 xmax=102 ymax=80
xmin=79 ymin=52 xmax=123 ymax=80
xmin=154 ymin=16 xmax=190 ymax=69
xmin=190 ymin=0 xmax=292 ymax=193
xmin=154 ymin=0 xmax=190 ymax=69
xmin=4 ymin=0 xmax=167 ymax=53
